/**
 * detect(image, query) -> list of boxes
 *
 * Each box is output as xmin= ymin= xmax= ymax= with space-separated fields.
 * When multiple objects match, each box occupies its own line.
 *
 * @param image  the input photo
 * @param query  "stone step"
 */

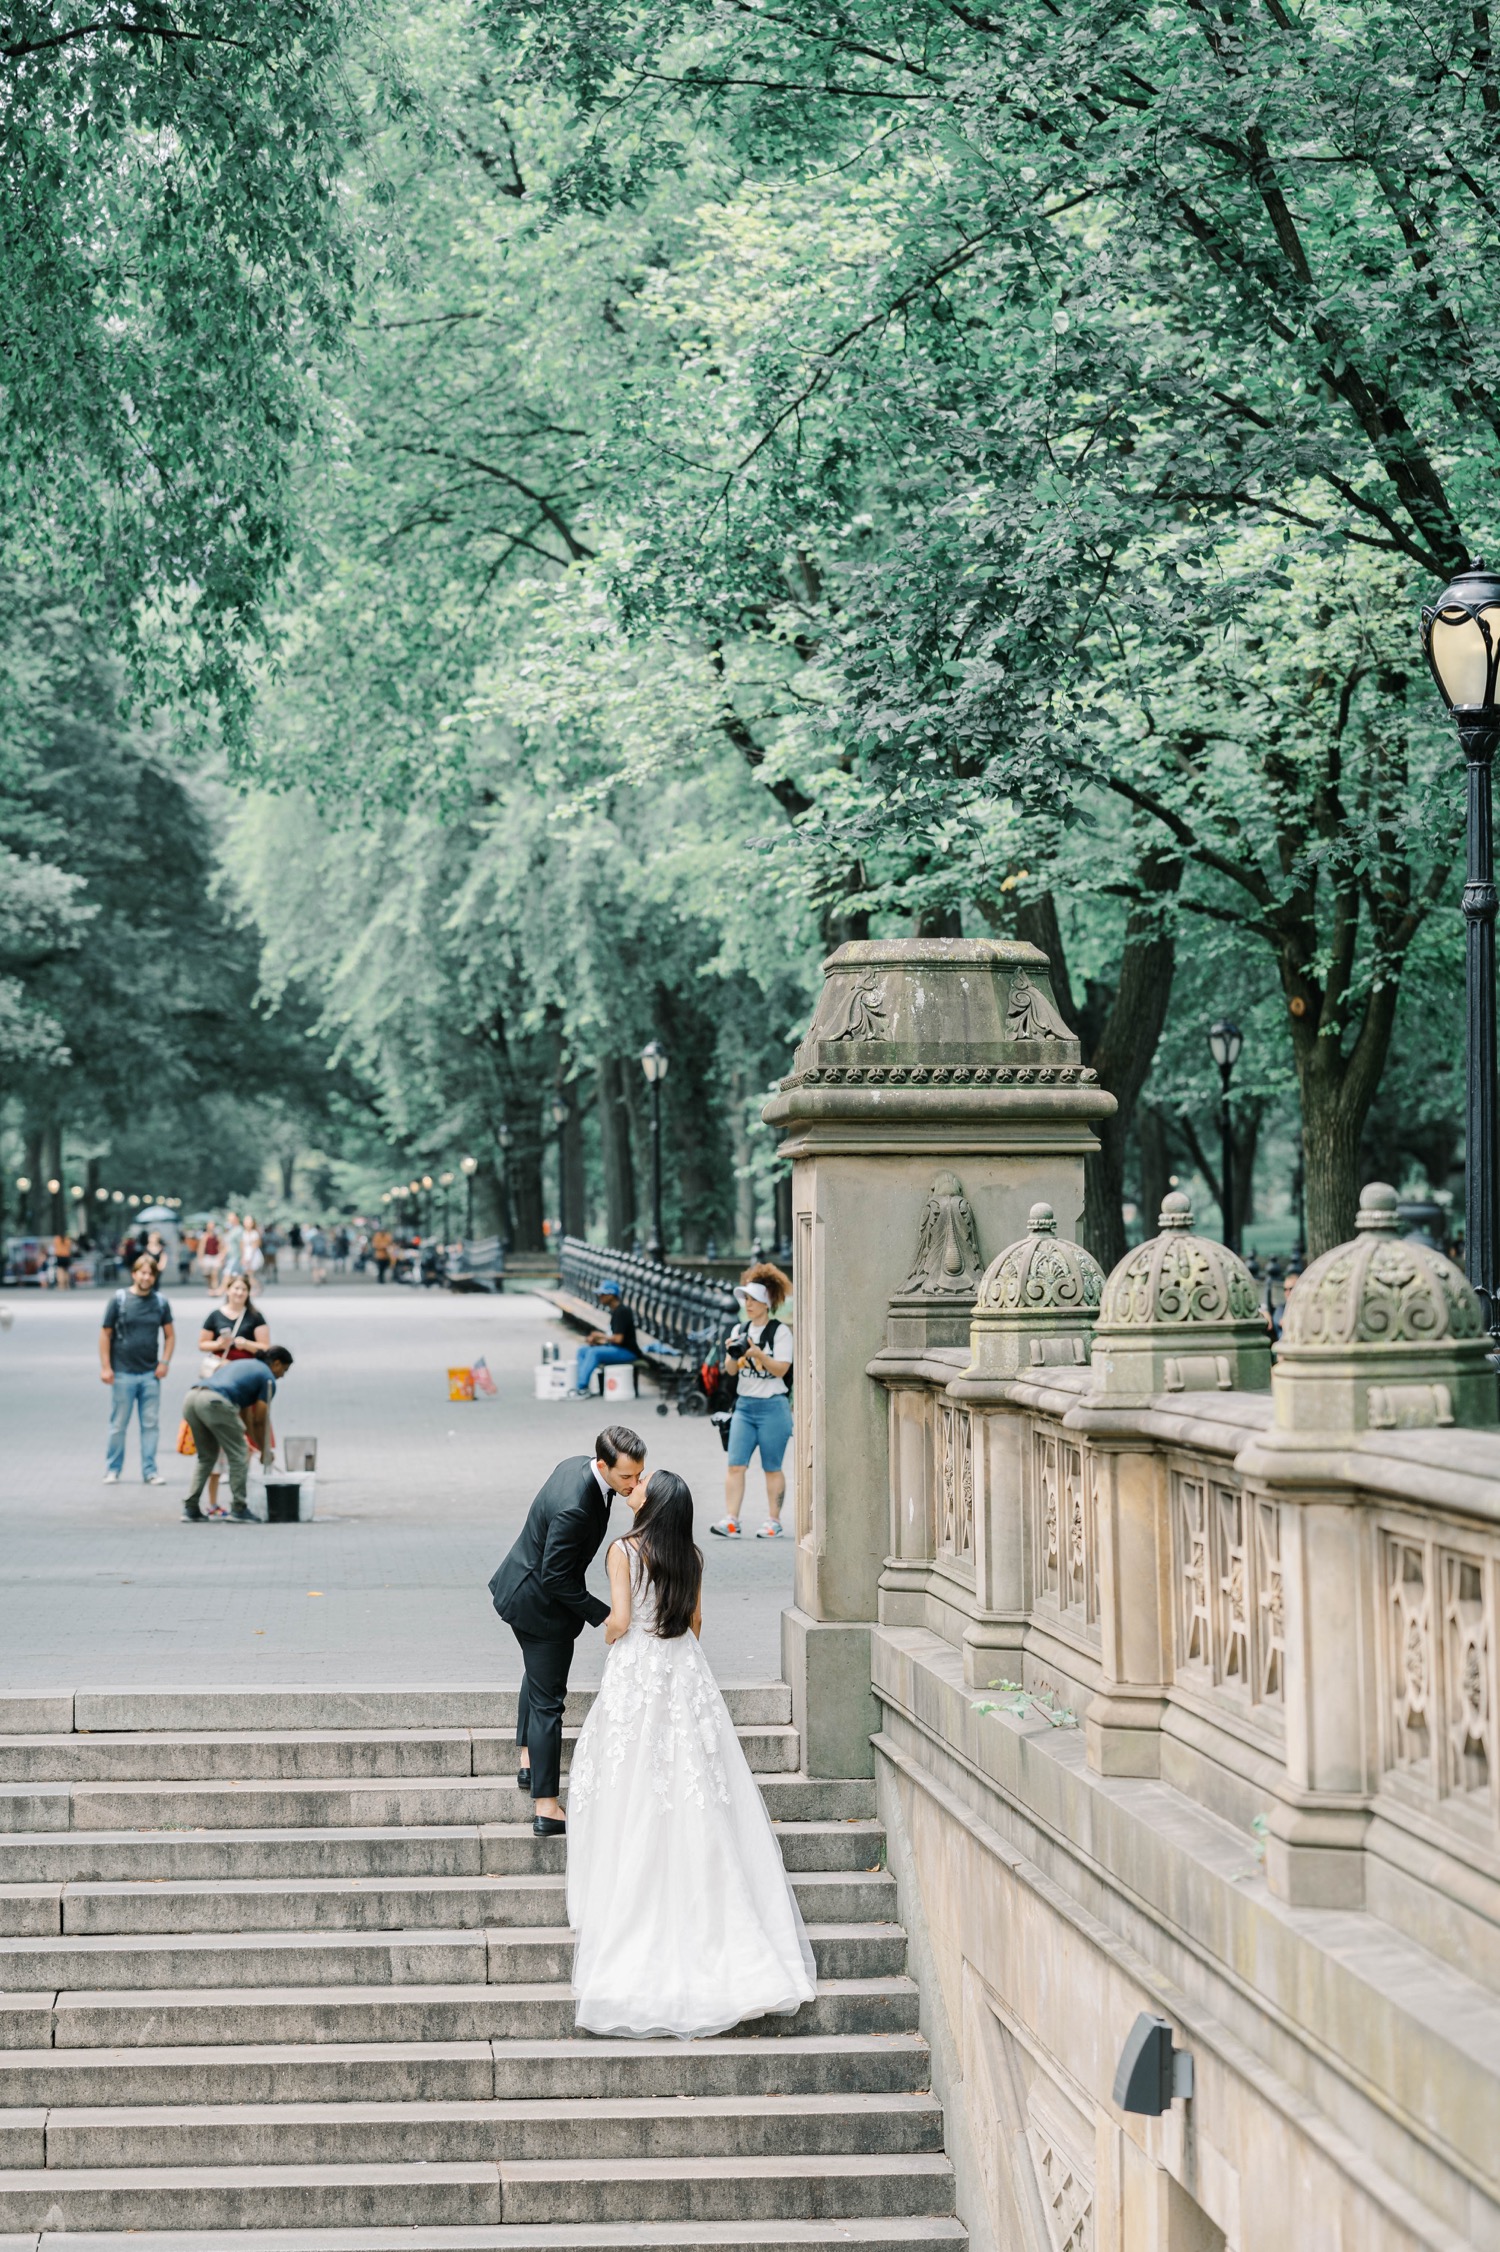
xmin=0 ymin=1775 xmax=874 ymax=1836
xmin=0 ymin=1922 xmax=900 ymax=1995
xmin=0 ymin=2222 xmax=966 ymax=2252
xmin=0 ymin=2032 xmax=933 ymax=2107
xmin=38 ymin=1978 xmax=922 ymax=2049
xmin=11 ymin=1869 xmax=895 ymax=1938
xmin=0 ymin=2152 xmax=955 ymax=2232
xmin=37 ymin=2091 xmax=946 ymax=2169
xmin=0 ymin=1819 xmax=886 ymax=1886
xmin=0 ymin=1728 xmax=801 ymax=1786
xmin=47 ymin=1685 xmax=794 ymax=1733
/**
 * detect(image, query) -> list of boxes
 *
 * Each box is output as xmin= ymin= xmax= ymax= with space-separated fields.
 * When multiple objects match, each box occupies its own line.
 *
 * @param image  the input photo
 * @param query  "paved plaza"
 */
xmin=0 ymin=1283 xmax=792 ymax=1690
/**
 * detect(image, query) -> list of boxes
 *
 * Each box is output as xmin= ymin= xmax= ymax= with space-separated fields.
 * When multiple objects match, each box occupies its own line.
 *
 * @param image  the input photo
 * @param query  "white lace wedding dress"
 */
xmin=566 ymin=1542 xmax=817 ymax=2039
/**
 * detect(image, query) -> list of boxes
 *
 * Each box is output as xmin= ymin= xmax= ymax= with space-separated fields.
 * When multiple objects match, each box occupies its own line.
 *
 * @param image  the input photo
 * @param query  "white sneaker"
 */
xmin=710 ymin=1518 xmax=741 ymax=1538
xmin=145 ymin=1474 xmax=167 ymax=1486
xmin=103 ymin=1471 xmax=119 ymax=1485
xmin=755 ymin=1521 xmax=785 ymax=1539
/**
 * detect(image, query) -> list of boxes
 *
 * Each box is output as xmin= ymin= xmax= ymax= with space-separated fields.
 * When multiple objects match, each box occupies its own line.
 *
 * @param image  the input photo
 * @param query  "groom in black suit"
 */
xmin=489 ymin=1424 xmax=646 ymax=1836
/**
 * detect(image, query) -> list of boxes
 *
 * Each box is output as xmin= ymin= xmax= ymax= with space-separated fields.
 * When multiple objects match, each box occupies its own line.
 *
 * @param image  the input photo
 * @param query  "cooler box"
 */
xmin=603 ymin=1363 xmax=638 ymax=1400
xmin=264 ymin=1473 xmax=316 ymax=1523
xmin=535 ymin=1361 xmax=571 ymax=1400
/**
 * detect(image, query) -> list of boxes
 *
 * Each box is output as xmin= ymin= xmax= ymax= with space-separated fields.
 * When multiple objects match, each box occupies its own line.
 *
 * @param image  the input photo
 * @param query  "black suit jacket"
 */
xmin=489 ymin=1455 xmax=611 ymax=1641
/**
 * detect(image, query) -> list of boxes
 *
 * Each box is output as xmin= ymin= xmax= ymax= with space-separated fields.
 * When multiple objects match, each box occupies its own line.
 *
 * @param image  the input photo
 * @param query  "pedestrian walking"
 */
xmin=219 ymin=1210 xmax=244 ymax=1287
xmin=712 ymin=1263 xmax=794 ymax=1541
xmin=372 ymin=1224 xmax=394 ymax=1284
xmin=180 ymin=1347 xmax=294 ymax=1522
xmin=50 ymin=1230 xmax=74 ymax=1290
xmin=100 ymin=1255 xmax=176 ymax=1487
xmin=199 ymin=1218 xmax=222 ymax=1291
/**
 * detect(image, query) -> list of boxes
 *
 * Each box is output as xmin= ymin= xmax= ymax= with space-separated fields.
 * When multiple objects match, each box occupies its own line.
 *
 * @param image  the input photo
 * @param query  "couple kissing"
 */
xmin=488 ymin=1425 xmax=814 ymax=2040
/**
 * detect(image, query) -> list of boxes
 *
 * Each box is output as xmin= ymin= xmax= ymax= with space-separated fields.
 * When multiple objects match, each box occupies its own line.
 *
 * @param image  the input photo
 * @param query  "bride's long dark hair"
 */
xmin=627 ymin=1470 xmax=703 ymax=1640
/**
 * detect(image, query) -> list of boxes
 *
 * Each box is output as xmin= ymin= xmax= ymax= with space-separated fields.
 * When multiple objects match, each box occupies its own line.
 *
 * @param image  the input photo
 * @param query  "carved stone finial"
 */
xmin=1092 ymin=1195 xmax=1269 ymax=1400
xmin=1272 ymin=1181 xmax=1494 ymax=1437
xmin=967 ymin=1201 xmax=1104 ymax=1380
xmin=1354 ymin=1181 xmax=1402 ymax=1234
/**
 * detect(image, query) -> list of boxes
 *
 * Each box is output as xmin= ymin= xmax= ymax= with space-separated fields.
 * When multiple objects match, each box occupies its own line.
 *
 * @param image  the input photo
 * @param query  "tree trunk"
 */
xmin=560 ymin=1099 xmax=586 ymax=1241
xmin=1014 ymin=855 xmax=1180 ymax=1273
xmin=24 ymin=1129 xmax=44 ymax=1234
xmin=1285 ymin=966 xmax=1402 ymax=1257
xmin=1137 ymin=1103 xmax=1173 ymax=1236
xmin=43 ymin=1123 xmax=64 ymax=1234
xmin=598 ymin=1054 xmax=636 ymax=1248
xmin=279 ymin=1149 xmax=297 ymax=1202
xmin=511 ymin=1146 xmax=545 ymax=1252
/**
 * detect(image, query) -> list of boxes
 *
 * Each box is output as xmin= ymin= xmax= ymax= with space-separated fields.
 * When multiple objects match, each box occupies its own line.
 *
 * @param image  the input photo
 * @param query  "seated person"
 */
xmin=574 ymin=1280 xmax=638 ymax=1397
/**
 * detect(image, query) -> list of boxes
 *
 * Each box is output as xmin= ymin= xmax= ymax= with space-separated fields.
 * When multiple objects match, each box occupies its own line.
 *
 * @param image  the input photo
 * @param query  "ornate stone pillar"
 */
xmin=764 ymin=938 xmax=1114 ymax=1775
xmin=1074 ymin=1193 xmax=1271 ymax=1777
xmin=1237 ymin=1182 xmax=1496 ymax=1906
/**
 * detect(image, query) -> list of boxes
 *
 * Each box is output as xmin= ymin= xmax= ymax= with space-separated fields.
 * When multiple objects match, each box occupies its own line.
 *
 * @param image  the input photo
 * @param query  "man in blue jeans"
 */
xmin=99 ymin=1254 xmax=176 ymax=1486
xmin=573 ymin=1280 xmax=638 ymax=1397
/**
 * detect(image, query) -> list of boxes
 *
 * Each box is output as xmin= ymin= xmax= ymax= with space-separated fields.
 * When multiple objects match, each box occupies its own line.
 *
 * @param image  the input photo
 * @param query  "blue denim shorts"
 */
xmin=727 ymin=1392 xmax=793 ymax=1472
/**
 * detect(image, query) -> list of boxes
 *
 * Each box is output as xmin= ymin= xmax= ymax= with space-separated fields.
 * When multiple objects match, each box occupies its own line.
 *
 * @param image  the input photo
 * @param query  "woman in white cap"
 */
xmin=712 ymin=1262 xmax=793 ymax=1539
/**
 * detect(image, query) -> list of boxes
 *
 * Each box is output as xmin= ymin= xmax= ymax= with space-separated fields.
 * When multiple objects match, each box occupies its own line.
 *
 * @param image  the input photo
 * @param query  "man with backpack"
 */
xmin=99 ymin=1253 xmax=176 ymax=1487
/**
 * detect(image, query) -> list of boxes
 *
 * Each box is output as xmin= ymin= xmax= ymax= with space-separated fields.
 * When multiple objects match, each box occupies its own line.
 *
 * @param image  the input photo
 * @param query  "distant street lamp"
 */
xmin=1422 ymin=560 xmax=1500 ymax=1339
xmin=440 ymin=1170 xmax=454 ymax=1240
xmin=1207 ymin=1019 xmax=1244 ymax=1254
xmin=495 ymin=1129 xmax=513 ymax=1251
xmin=640 ymin=1040 xmax=669 ymax=1261
xmin=460 ymin=1153 xmax=479 ymax=1239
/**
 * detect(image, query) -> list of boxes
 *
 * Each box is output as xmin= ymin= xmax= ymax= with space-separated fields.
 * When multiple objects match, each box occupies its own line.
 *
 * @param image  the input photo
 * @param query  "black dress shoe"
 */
xmin=182 ymin=1505 xmax=204 ymax=1522
xmin=532 ymin=1815 xmax=566 ymax=1837
xmin=517 ymin=1768 xmax=532 ymax=1793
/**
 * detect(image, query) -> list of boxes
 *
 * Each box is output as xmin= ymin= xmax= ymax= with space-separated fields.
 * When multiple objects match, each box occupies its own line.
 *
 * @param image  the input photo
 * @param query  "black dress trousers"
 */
xmin=515 ymin=1634 xmax=574 ymax=1799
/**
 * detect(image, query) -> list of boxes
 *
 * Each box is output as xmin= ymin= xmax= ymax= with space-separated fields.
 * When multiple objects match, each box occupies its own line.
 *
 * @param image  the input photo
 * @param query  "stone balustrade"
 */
xmin=871 ymin=1180 xmax=1500 ymax=1962
xmin=770 ymin=939 xmax=1499 ymax=2248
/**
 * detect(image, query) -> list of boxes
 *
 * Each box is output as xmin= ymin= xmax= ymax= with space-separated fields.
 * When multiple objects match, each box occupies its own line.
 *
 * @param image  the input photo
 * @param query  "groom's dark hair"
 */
xmin=596 ymin=1424 xmax=646 ymax=1466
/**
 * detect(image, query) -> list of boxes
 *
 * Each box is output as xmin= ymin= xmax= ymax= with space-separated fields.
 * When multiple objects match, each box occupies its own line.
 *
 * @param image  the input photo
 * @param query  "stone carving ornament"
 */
xmin=1282 ymin=1181 xmax=1483 ymax=1349
xmin=976 ymin=1202 xmax=1104 ymax=1318
xmin=1099 ymin=1190 xmax=1261 ymax=1328
xmin=900 ymin=1171 xmax=986 ymax=1299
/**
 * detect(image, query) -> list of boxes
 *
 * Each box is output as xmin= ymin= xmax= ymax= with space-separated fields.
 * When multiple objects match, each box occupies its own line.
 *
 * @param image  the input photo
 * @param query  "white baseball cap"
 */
xmin=736 ymin=1282 xmax=772 ymax=1309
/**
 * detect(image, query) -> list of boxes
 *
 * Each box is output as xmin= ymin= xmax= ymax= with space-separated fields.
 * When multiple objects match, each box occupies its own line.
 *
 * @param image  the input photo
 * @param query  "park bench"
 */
xmin=538 ymin=1239 xmax=740 ymax=1411
xmin=446 ymin=1235 xmax=507 ymax=1293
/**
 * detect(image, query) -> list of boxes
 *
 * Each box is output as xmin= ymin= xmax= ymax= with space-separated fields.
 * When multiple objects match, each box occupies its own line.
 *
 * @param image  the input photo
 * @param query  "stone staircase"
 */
xmin=0 ymin=1685 xmax=965 ymax=2250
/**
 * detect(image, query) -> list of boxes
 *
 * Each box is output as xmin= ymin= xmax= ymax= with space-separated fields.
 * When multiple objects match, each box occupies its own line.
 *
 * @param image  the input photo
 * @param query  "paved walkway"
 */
xmin=0 ymin=1285 xmax=793 ymax=1691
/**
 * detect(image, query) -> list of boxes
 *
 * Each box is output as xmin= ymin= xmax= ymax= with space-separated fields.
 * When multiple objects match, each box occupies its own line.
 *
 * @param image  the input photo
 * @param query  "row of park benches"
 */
xmin=536 ymin=1238 xmax=741 ymax=1409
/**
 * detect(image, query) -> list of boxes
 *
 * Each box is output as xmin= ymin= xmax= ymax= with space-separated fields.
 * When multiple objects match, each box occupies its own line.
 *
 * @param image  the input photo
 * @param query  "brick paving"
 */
xmin=0 ymin=1283 xmax=793 ymax=1689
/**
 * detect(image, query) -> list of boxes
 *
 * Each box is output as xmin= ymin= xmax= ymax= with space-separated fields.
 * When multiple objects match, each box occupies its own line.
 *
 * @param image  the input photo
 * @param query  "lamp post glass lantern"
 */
xmin=1422 ymin=558 xmax=1500 ymax=1339
xmin=1207 ymin=1018 xmax=1243 ymax=1255
xmin=640 ymin=1040 xmax=669 ymax=1260
xmin=460 ymin=1154 xmax=478 ymax=1240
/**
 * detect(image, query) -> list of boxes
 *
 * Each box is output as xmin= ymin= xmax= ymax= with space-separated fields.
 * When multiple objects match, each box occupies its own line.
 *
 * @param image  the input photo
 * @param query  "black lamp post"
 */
xmin=495 ymin=1126 xmax=513 ymax=1252
xmin=1207 ymin=1019 xmax=1244 ymax=1254
xmin=551 ymin=1093 xmax=573 ymax=1242
xmin=460 ymin=1155 xmax=477 ymax=1239
xmin=1422 ymin=560 xmax=1500 ymax=1341
xmin=439 ymin=1171 xmax=454 ymax=1241
xmin=640 ymin=1040 xmax=669 ymax=1261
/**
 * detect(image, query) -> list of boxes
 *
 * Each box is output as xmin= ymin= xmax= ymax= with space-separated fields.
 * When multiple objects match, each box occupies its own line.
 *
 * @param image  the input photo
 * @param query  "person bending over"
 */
xmin=180 ymin=1347 xmax=294 ymax=1523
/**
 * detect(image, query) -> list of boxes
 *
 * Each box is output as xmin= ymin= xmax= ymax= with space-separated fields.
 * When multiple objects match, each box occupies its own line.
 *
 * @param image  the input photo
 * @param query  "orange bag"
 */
xmin=176 ymin=1419 xmax=196 ymax=1457
xmin=448 ymin=1367 xmax=475 ymax=1401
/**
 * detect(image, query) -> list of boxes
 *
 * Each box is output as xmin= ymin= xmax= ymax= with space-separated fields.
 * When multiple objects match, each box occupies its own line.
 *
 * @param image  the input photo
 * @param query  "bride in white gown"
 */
xmin=566 ymin=1468 xmax=817 ymax=2039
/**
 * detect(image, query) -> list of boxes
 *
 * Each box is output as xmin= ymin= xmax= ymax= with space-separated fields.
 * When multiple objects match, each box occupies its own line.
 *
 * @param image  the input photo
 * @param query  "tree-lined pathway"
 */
xmin=0 ymin=1289 xmax=788 ymax=1691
